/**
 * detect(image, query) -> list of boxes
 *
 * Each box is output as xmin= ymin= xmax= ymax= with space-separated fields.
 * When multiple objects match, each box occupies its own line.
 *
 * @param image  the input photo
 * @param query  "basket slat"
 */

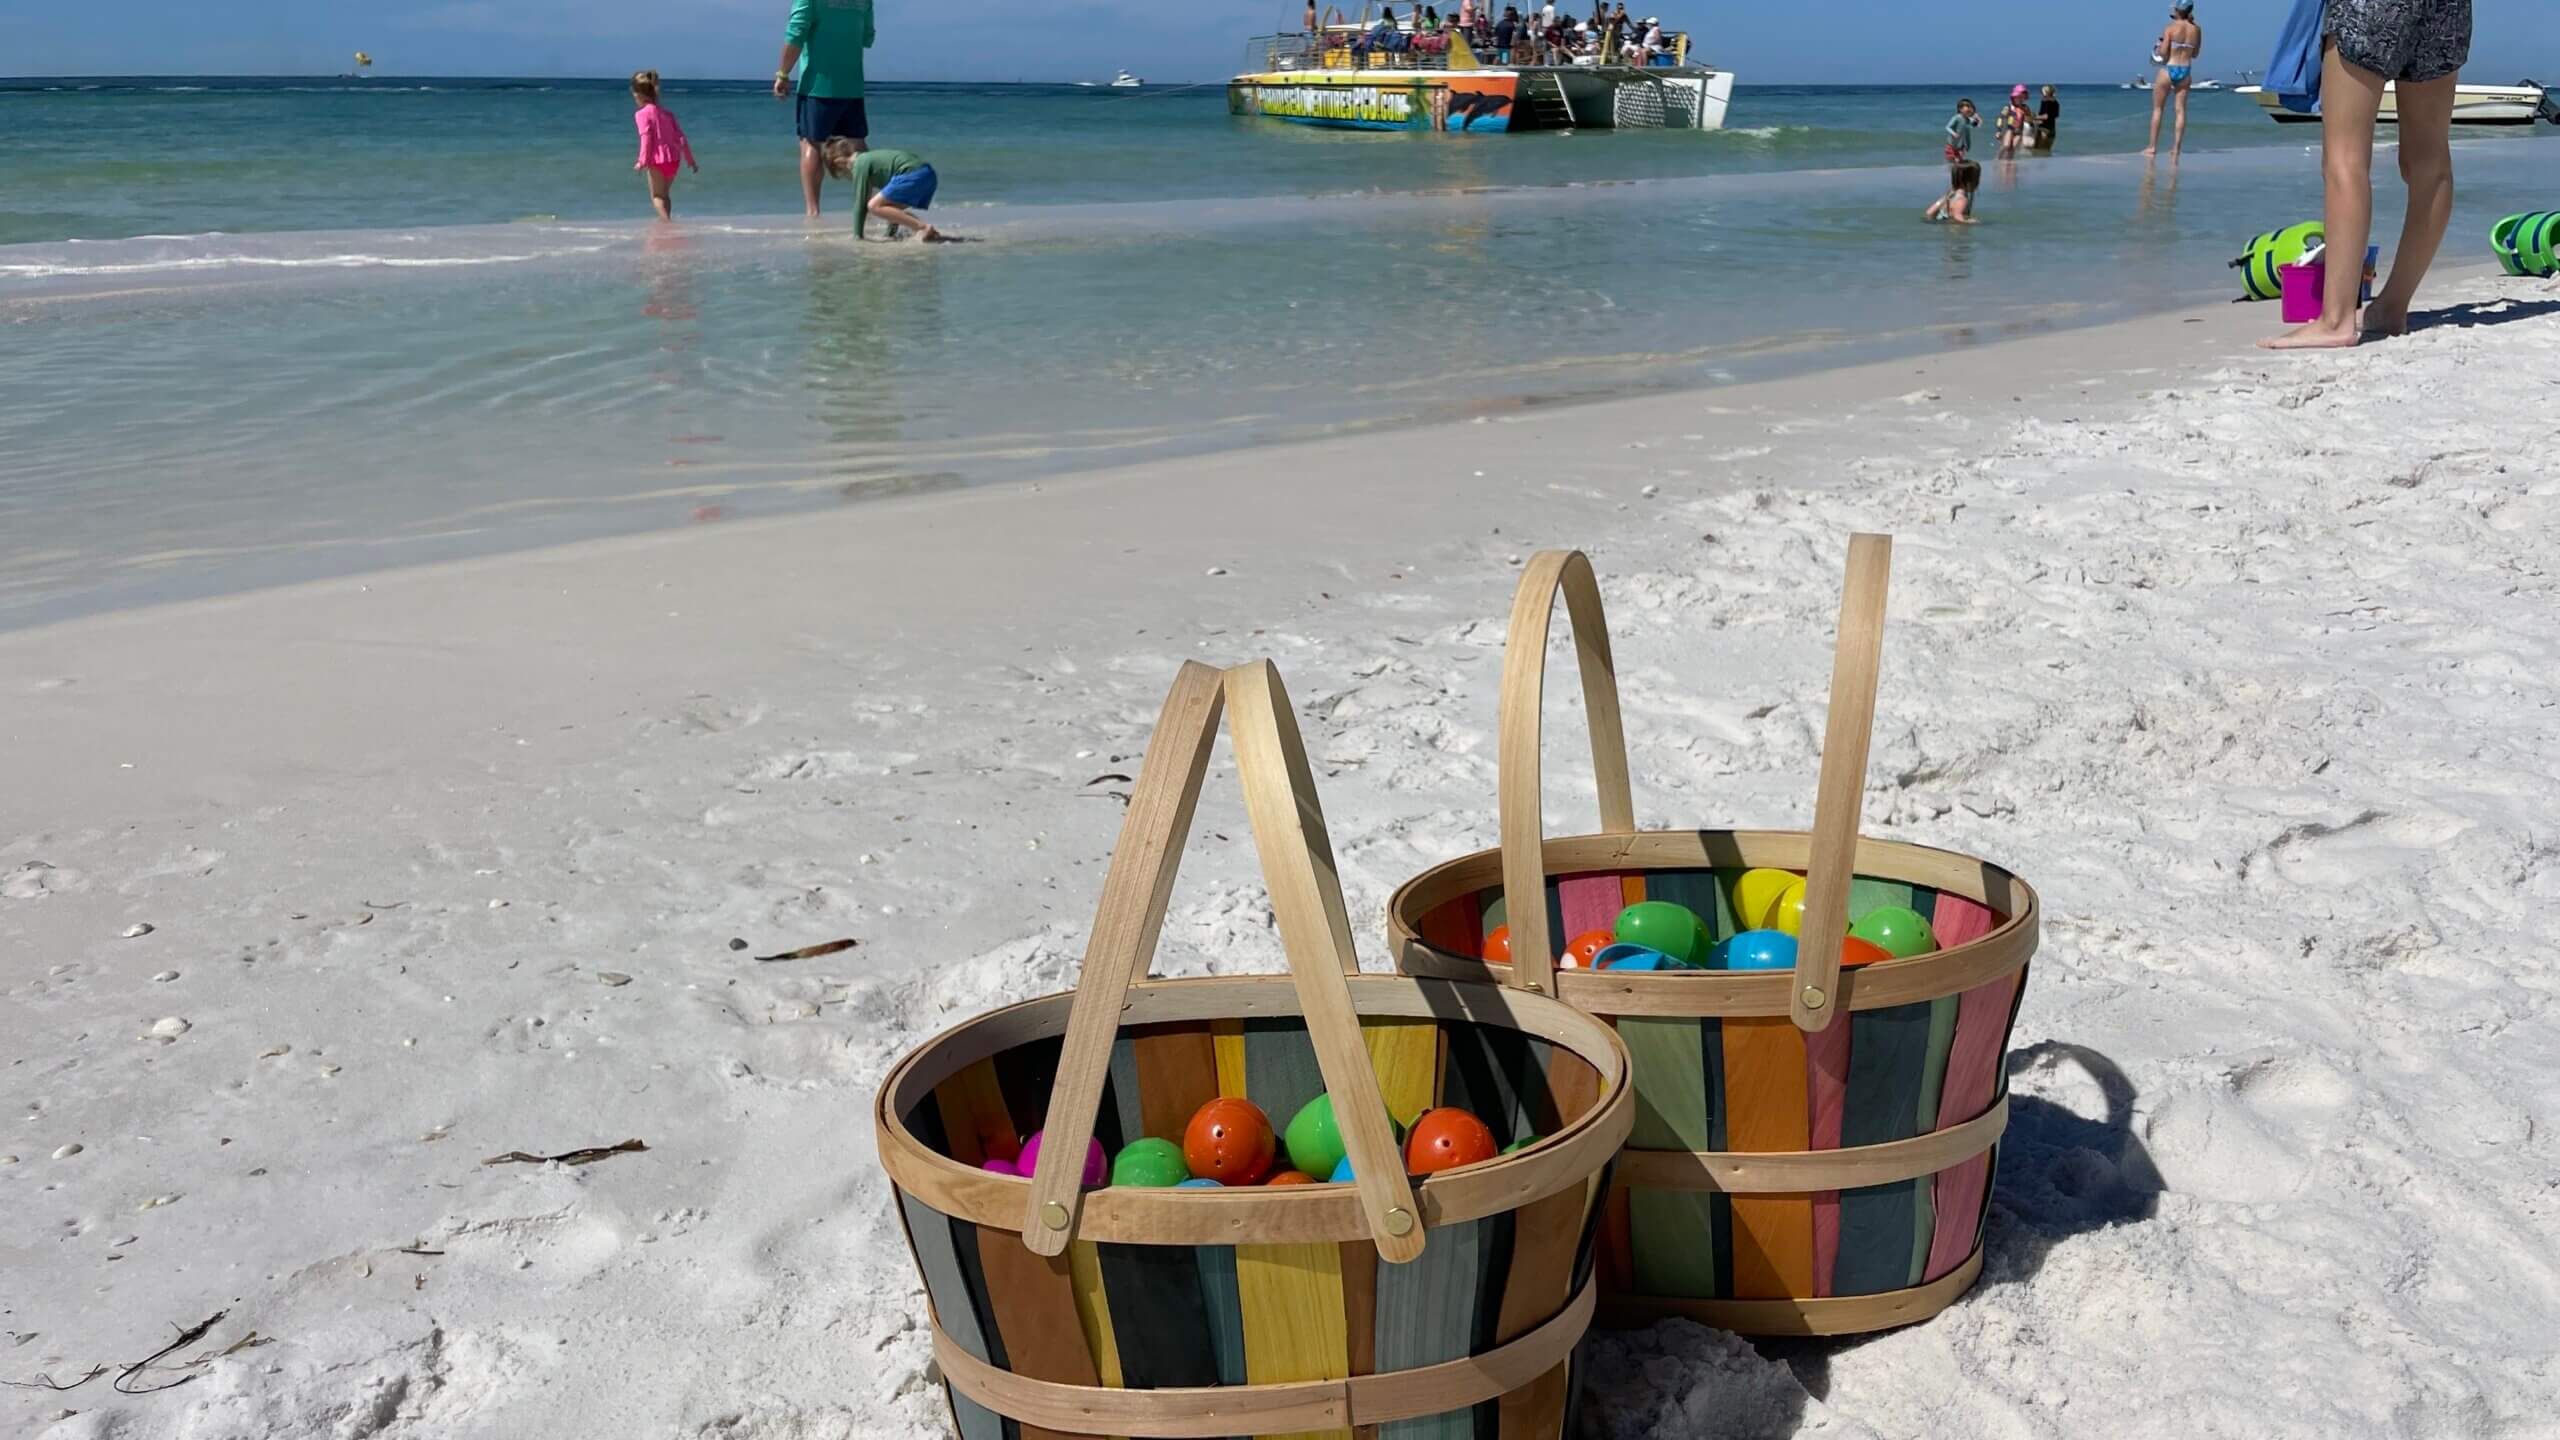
xmin=1363 ymin=1019 xmax=1443 ymax=1132
xmin=1621 ymin=1018 xmax=1721 ymax=1298
xmin=935 ymin=1058 xmax=1023 ymax=1168
xmin=1833 ymin=1001 xmax=1934 ymax=1296
xmin=1724 ymin=1017 xmax=1814 ymax=1298
xmin=1925 ymin=968 xmax=2028 ymax=1281
xmin=1133 ymin=1025 xmax=1221 ymax=1144
xmin=1066 ymin=1241 xmax=1122 ymax=1389
xmin=1198 ymin=1245 xmax=1248 ymax=1386
xmin=1096 ymin=1242 xmax=1224 ymax=1390
xmin=1805 ymin=1020 xmax=1851 ymax=1296
xmin=1237 ymin=1241 xmax=1352 ymax=1402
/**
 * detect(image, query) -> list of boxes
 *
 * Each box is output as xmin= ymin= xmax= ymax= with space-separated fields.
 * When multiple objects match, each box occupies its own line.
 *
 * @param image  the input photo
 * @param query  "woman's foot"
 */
xmin=2257 ymin=319 xmax=2361 ymax=350
xmin=2358 ymin=300 xmax=2411 ymax=338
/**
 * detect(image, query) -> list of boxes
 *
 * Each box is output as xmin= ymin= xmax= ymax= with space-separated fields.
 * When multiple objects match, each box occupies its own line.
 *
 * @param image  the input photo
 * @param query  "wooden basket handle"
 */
xmin=1023 ymin=661 xmax=1426 ymax=1264
xmin=1496 ymin=550 xmax=1637 ymax=997
xmin=1790 ymin=533 xmax=1892 ymax=1032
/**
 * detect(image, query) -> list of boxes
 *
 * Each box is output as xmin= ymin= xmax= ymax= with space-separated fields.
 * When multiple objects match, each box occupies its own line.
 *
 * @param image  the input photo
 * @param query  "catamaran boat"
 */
xmin=1228 ymin=9 xmax=1734 ymax=133
xmin=2236 ymin=79 xmax=2557 ymax=126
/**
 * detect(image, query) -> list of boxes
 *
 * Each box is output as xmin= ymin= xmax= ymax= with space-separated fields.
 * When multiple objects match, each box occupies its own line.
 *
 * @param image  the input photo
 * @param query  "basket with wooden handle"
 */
xmin=875 ymin=659 xmax=1635 ymax=1437
xmin=1385 ymin=537 xmax=2040 ymax=1337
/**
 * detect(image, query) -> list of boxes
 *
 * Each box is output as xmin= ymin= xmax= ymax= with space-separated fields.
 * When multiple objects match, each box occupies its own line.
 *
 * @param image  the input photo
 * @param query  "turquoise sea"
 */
xmin=2 ymin=77 xmax=2551 ymax=625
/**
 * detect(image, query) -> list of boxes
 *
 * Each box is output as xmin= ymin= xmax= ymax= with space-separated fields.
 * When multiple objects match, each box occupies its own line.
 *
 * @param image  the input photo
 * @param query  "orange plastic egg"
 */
xmin=1403 ymin=1107 xmax=1499 ymax=1175
xmin=1840 ymin=936 xmax=1894 ymax=968
xmin=1482 ymin=925 xmax=1511 ymax=963
xmin=1562 ymin=928 xmax=1614 ymax=968
xmin=1183 ymin=1097 xmax=1276 ymax=1185
xmin=1263 ymin=1169 xmax=1315 ymax=1186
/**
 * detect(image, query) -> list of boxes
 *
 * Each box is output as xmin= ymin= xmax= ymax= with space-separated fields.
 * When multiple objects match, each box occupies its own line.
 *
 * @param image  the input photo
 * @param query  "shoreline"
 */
xmin=6 ymin=269 xmax=2558 ymax=1438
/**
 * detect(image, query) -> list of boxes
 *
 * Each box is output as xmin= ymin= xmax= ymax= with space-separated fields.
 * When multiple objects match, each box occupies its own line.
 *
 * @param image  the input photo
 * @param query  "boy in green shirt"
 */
xmin=822 ymin=141 xmax=946 ymax=242
xmin=774 ymin=0 xmax=877 ymax=217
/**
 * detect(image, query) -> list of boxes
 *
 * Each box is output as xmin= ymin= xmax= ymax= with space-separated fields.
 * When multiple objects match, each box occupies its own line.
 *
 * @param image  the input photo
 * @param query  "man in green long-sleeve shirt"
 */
xmin=773 ymin=0 xmax=877 ymax=218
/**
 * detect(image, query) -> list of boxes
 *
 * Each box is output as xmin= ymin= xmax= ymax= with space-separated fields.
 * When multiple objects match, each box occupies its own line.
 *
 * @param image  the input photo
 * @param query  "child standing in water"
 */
xmin=631 ymin=71 xmax=699 ymax=221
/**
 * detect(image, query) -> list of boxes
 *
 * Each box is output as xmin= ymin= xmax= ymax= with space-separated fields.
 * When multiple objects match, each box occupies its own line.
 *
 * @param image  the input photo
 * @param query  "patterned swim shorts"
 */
xmin=2328 ymin=0 xmax=2471 ymax=84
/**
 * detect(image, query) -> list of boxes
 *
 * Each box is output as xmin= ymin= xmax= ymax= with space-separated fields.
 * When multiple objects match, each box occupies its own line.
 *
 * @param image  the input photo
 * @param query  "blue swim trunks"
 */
xmin=796 ymin=94 xmax=870 ymax=143
xmin=879 ymin=164 xmax=937 ymax=209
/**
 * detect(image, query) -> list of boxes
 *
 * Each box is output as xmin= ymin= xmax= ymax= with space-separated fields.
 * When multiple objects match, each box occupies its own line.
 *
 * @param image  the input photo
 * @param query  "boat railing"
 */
xmin=1243 ymin=28 xmax=1695 ymax=74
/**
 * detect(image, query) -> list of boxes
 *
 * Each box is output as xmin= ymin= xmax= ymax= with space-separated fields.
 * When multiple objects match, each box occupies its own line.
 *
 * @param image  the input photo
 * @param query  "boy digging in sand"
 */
xmin=821 ymin=139 xmax=949 ymax=241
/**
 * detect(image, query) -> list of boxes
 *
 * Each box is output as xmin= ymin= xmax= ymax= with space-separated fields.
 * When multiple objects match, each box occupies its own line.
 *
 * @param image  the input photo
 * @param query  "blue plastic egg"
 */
xmin=1719 ymin=929 xmax=1798 ymax=971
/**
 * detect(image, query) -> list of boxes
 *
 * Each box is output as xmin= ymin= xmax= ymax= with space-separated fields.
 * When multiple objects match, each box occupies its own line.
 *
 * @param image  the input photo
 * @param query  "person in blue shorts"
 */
xmin=821 ymin=140 xmax=949 ymax=242
xmin=775 ymin=0 xmax=877 ymax=217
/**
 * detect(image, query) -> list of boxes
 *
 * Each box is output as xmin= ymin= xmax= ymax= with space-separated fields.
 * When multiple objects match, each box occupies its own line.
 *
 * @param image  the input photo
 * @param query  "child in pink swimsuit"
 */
xmin=631 ymin=70 xmax=698 ymax=221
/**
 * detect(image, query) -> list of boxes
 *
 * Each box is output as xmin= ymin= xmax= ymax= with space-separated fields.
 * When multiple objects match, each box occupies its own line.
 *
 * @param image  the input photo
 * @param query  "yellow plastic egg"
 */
xmin=1732 ymin=869 xmax=1798 ymax=934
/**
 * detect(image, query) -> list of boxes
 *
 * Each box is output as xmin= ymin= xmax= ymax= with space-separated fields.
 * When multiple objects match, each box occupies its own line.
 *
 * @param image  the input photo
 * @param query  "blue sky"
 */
xmin=5 ymin=1 xmax=2552 ymax=84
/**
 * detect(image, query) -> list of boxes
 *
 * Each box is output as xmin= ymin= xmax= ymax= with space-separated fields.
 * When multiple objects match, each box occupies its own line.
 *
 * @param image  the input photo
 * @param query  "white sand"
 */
xmin=5 ymin=269 xmax=2558 ymax=1439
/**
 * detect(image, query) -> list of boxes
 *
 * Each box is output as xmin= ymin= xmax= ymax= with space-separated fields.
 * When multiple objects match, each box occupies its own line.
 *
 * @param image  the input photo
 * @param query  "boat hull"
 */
xmin=1226 ymin=66 xmax=1733 ymax=132
xmin=2239 ymin=82 xmax=2544 ymax=125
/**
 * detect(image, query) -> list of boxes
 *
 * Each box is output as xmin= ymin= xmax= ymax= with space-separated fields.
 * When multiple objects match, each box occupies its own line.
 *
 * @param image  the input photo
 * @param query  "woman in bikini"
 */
xmin=2143 ymin=2 xmax=2202 ymax=158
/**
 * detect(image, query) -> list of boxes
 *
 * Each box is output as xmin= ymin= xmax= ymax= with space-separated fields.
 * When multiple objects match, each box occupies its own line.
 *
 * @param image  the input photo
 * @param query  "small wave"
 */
xmin=0 ymin=246 xmax=615 ymax=279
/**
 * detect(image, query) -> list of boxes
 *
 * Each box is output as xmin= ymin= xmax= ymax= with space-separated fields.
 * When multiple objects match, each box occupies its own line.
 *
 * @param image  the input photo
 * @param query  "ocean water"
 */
xmin=1 ymin=78 xmax=2550 ymax=626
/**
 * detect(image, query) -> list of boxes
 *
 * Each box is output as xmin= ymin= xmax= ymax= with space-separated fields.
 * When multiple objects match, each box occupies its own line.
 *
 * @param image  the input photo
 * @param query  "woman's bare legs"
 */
xmin=2361 ymin=71 xmax=2459 ymax=336
xmin=2168 ymin=78 xmax=2191 ymax=156
xmin=2143 ymin=71 xmax=2171 ymax=154
xmin=2260 ymin=47 xmax=2385 ymax=349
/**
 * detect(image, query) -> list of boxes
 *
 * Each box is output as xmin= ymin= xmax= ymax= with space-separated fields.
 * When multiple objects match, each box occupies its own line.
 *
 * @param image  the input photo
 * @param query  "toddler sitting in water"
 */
xmin=631 ymin=70 xmax=699 ymax=221
xmin=1925 ymin=160 xmax=1981 ymax=225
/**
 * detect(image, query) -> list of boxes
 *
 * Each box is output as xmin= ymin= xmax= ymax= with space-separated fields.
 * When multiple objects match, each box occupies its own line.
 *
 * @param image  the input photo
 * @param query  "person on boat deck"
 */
xmin=1353 ymin=6 xmax=1397 ymax=65
xmin=1491 ymin=7 xmax=1517 ymax=63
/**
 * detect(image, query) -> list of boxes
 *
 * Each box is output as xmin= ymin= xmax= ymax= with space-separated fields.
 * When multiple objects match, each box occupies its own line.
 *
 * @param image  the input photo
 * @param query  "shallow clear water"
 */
xmin=1 ymin=78 xmax=2550 ymax=627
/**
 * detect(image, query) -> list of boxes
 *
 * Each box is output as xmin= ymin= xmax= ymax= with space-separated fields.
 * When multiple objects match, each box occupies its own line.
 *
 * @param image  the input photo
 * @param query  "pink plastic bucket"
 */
xmin=2277 ymin=246 xmax=2383 ymax=324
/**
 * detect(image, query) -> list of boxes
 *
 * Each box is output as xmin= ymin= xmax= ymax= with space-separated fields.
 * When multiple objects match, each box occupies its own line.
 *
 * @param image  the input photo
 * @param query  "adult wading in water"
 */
xmin=2143 ymin=1 xmax=2202 ymax=157
xmin=775 ymin=0 xmax=876 ymax=217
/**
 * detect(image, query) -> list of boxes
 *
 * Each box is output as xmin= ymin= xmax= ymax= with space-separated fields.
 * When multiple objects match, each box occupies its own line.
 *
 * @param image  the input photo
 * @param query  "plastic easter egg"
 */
xmin=1404 ymin=1107 xmax=1499 ymax=1175
xmin=1018 ymin=1130 xmax=1107 ymax=1187
xmin=1264 ymin=1169 xmax=1315 ymax=1186
xmin=1481 ymin=925 xmax=1512 ymax=963
xmin=1719 ymin=929 xmax=1798 ymax=972
xmin=1184 ymin=1097 xmax=1277 ymax=1185
xmin=1592 ymin=943 xmax=1678 ymax=971
xmin=1176 ymin=1177 xmax=1225 ymax=1188
xmin=1849 ymin=905 xmax=1937 ymax=959
xmin=1733 ymin=868 xmax=1800 ymax=932
xmin=1502 ymin=1134 xmax=1540 ymax=1155
xmin=1563 ymin=928 xmax=1614 ymax=968
xmin=1285 ymin=1095 xmax=1348 ymax=1180
xmin=1840 ymin=936 xmax=1893 ymax=967
xmin=1767 ymin=877 xmax=1809 ymax=936
xmin=1109 ymin=1136 xmax=1192 ymax=1188
xmin=1614 ymin=901 xmax=1704 ymax=964
xmin=980 ymin=1156 xmax=1020 ymax=1176
xmin=1328 ymin=1156 xmax=1356 ymax=1183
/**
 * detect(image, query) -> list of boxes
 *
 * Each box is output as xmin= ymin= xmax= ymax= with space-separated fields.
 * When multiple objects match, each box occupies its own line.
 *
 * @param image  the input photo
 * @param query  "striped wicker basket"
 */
xmin=1385 ymin=538 xmax=2041 ymax=1337
xmin=876 ymin=660 xmax=1636 ymax=1437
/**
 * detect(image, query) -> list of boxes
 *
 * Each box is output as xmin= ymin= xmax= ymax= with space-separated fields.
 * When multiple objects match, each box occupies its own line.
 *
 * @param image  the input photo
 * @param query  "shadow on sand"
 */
xmin=2409 ymin=295 xmax=2560 ymax=332
xmin=1753 ymin=1041 xmax=2165 ymax=1415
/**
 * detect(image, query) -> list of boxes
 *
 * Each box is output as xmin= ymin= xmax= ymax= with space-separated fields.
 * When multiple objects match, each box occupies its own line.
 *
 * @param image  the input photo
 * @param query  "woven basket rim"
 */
xmin=1384 ymin=826 xmax=2040 ymax=1018
xmin=876 ymin=972 xmax=1636 ymax=1246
